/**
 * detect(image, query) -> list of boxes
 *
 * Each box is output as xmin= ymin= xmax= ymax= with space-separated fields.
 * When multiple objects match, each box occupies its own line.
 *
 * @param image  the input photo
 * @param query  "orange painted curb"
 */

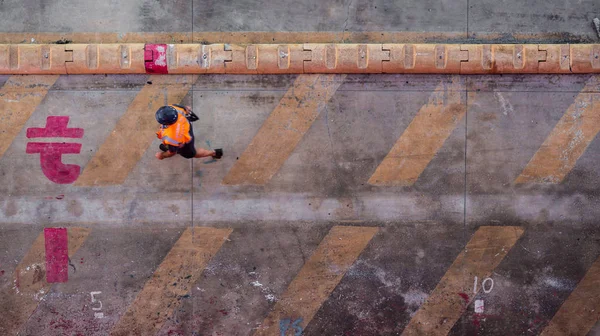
xmin=0 ymin=43 xmax=598 ymax=74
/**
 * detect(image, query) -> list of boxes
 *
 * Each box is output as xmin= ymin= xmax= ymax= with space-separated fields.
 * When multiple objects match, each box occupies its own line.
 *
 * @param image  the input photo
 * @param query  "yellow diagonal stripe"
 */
xmin=75 ymin=75 xmax=197 ymax=186
xmin=402 ymin=226 xmax=524 ymax=336
xmin=0 ymin=228 xmax=91 ymax=336
xmin=0 ymin=75 xmax=59 ymax=159
xmin=255 ymin=225 xmax=378 ymax=335
xmin=540 ymin=256 xmax=600 ymax=336
xmin=369 ymin=77 xmax=465 ymax=186
xmin=222 ymin=74 xmax=345 ymax=185
xmin=516 ymin=78 xmax=600 ymax=184
xmin=110 ymin=227 xmax=232 ymax=336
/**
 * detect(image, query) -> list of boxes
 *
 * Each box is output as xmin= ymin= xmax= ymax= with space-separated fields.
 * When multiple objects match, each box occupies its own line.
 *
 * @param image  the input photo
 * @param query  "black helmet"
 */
xmin=155 ymin=106 xmax=178 ymax=125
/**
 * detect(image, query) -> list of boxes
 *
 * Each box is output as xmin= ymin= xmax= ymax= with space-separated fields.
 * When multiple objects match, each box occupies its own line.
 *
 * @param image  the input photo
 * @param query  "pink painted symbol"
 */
xmin=144 ymin=44 xmax=169 ymax=74
xmin=44 ymin=228 xmax=68 ymax=283
xmin=27 ymin=116 xmax=84 ymax=138
xmin=26 ymin=116 xmax=84 ymax=184
xmin=26 ymin=143 xmax=82 ymax=184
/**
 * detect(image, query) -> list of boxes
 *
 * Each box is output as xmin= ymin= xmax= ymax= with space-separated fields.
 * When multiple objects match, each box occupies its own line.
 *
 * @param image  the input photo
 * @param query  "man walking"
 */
xmin=155 ymin=104 xmax=223 ymax=161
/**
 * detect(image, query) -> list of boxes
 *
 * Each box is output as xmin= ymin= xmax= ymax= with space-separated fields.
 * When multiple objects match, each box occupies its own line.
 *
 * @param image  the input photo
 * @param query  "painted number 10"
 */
xmin=473 ymin=276 xmax=494 ymax=294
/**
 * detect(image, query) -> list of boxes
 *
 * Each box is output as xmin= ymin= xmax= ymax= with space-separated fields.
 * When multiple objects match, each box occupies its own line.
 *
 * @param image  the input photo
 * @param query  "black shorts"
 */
xmin=165 ymin=123 xmax=196 ymax=159
xmin=177 ymin=140 xmax=197 ymax=159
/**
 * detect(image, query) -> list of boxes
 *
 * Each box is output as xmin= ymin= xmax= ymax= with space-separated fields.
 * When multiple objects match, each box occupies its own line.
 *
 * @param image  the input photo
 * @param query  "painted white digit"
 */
xmin=90 ymin=291 xmax=103 ymax=311
xmin=482 ymin=278 xmax=494 ymax=293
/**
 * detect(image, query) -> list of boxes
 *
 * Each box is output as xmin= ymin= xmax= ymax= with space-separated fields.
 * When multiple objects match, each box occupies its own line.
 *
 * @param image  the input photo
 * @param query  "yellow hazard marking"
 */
xmin=0 ymin=75 xmax=59 ymax=159
xmin=0 ymin=228 xmax=90 ymax=336
xmin=222 ymin=74 xmax=345 ymax=185
xmin=110 ymin=227 xmax=232 ymax=336
xmin=516 ymin=78 xmax=600 ymax=184
xmin=369 ymin=77 xmax=465 ymax=186
xmin=402 ymin=226 xmax=524 ymax=336
xmin=75 ymin=75 xmax=196 ymax=186
xmin=255 ymin=225 xmax=378 ymax=335
xmin=540 ymin=256 xmax=600 ymax=336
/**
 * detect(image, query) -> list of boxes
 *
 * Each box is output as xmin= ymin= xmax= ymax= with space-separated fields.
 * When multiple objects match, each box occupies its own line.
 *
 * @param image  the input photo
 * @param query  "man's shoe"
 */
xmin=213 ymin=148 xmax=223 ymax=159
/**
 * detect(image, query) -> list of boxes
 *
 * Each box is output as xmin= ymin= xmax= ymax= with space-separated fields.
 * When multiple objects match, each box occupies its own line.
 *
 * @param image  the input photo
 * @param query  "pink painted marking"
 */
xmin=458 ymin=292 xmax=470 ymax=306
xmin=26 ymin=143 xmax=82 ymax=184
xmin=144 ymin=44 xmax=169 ymax=74
xmin=27 ymin=116 xmax=84 ymax=138
xmin=44 ymin=228 xmax=68 ymax=283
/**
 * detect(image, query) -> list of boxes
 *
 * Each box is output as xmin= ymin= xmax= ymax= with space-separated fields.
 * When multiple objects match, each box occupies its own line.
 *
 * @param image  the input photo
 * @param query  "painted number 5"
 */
xmin=90 ymin=291 xmax=104 ymax=318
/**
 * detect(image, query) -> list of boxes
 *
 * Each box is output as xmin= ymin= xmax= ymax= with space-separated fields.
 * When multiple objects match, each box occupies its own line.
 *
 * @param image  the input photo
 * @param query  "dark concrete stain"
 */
xmin=32 ymin=265 xmax=44 ymax=284
xmin=168 ymin=204 xmax=180 ymax=215
xmin=4 ymin=200 xmax=17 ymax=217
xmin=468 ymin=31 xmax=595 ymax=44
xmin=66 ymin=200 xmax=84 ymax=217
xmin=477 ymin=112 xmax=498 ymax=122
xmin=244 ymin=93 xmax=276 ymax=106
xmin=54 ymin=38 xmax=72 ymax=44
xmin=305 ymin=225 xmax=465 ymax=335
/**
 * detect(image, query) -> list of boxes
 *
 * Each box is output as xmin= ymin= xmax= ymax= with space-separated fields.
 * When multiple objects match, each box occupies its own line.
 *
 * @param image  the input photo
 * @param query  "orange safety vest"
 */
xmin=156 ymin=106 xmax=192 ymax=147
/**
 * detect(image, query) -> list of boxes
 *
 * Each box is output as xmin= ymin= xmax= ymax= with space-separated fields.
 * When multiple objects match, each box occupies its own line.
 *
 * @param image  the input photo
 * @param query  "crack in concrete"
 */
xmin=341 ymin=0 xmax=354 ymax=42
xmin=324 ymin=105 xmax=338 ymax=169
xmin=68 ymin=257 xmax=76 ymax=273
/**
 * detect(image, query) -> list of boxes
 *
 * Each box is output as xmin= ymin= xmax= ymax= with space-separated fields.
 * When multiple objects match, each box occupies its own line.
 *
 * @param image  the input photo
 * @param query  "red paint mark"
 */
xmin=390 ymin=302 xmax=405 ymax=311
xmin=27 ymin=143 xmax=82 ymax=184
xmin=144 ymin=44 xmax=169 ymax=74
xmin=27 ymin=116 xmax=84 ymax=138
xmin=44 ymin=228 xmax=69 ymax=283
xmin=458 ymin=292 xmax=470 ymax=306
xmin=80 ymin=257 xmax=84 ymax=264
xmin=56 ymin=195 xmax=65 ymax=200
xmin=217 ymin=309 xmax=228 ymax=316
xmin=471 ymin=312 xmax=483 ymax=336
xmin=49 ymin=317 xmax=75 ymax=330
xmin=473 ymin=312 xmax=482 ymax=328
xmin=0 ymin=270 xmax=4 ymax=276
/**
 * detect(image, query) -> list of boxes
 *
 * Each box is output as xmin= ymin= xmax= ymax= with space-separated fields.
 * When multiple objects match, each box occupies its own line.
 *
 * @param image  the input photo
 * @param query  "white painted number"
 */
xmin=90 ymin=291 xmax=105 ymax=318
xmin=482 ymin=278 xmax=494 ymax=293
xmin=473 ymin=277 xmax=494 ymax=294
xmin=90 ymin=291 xmax=102 ymax=310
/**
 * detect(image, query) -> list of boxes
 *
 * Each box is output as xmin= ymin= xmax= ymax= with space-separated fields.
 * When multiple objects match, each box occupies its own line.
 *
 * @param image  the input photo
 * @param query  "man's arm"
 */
xmin=172 ymin=104 xmax=191 ymax=113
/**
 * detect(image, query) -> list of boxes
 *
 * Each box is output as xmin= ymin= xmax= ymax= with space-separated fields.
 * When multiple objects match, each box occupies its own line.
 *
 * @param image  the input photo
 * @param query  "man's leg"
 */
xmin=194 ymin=148 xmax=215 ymax=158
xmin=182 ymin=126 xmax=222 ymax=159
